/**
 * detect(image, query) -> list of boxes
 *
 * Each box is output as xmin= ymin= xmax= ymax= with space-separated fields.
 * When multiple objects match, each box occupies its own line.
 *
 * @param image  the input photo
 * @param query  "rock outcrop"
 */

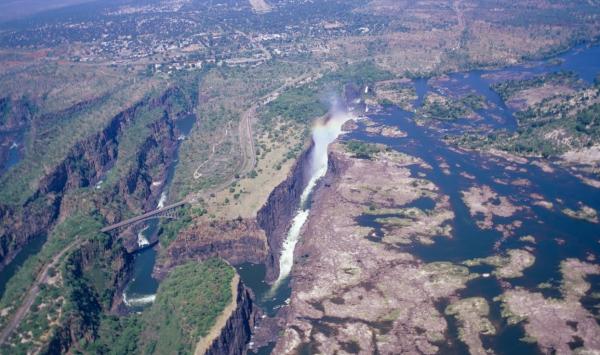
xmin=204 ymin=277 xmax=257 ymax=355
xmin=155 ymin=219 xmax=269 ymax=280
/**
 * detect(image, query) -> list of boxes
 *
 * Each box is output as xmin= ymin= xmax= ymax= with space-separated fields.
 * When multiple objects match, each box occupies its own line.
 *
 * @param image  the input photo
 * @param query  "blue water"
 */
xmin=123 ymin=114 xmax=197 ymax=309
xmin=550 ymin=45 xmax=600 ymax=83
xmin=0 ymin=129 xmax=25 ymax=175
xmin=237 ymin=44 xmax=600 ymax=355
xmin=337 ymin=45 xmax=600 ymax=354
xmin=237 ymin=263 xmax=292 ymax=318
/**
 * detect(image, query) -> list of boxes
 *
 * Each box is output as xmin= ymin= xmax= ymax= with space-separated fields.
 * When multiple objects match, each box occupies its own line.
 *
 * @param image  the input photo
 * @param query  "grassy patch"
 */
xmin=344 ymin=140 xmax=383 ymax=159
xmin=418 ymin=93 xmax=485 ymax=121
xmin=0 ymin=214 xmax=103 ymax=324
xmin=139 ymin=259 xmax=235 ymax=355
xmin=491 ymin=71 xmax=580 ymax=101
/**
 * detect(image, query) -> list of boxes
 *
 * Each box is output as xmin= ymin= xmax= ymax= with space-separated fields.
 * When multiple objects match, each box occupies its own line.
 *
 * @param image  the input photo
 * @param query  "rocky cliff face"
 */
xmin=256 ymin=146 xmax=311 ymax=281
xmin=158 ymin=145 xmax=313 ymax=281
xmin=155 ymin=219 xmax=269 ymax=280
xmin=204 ymin=278 xmax=257 ymax=355
xmin=0 ymin=88 xmax=185 ymax=269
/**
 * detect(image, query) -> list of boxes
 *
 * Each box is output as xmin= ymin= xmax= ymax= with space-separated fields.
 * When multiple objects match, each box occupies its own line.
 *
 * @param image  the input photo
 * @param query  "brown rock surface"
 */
xmin=500 ymin=259 xmax=600 ymax=354
xmin=461 ymin=184 xmax=521 ymax=229
xmin=445 ymin=297 xmax=496 ymax=355
xmin=274 ymin=144 xmax=474 ymax=354
xmin=155 ymin=219 xmax=268 ymax=279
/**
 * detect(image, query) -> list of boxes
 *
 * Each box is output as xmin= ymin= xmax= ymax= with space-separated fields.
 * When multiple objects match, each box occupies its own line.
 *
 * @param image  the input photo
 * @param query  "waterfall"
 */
xmin=137 ymin=225 xmax=150 ymax=247
xmin=271 ymin=109 xmax=354 ymax=290
xmin=157 ymin=191 xmax=167 ymax=209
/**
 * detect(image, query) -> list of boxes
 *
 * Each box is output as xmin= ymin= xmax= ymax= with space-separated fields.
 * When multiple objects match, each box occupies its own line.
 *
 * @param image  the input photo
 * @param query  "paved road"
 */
xmin=0 ymin=239 xmax=82 ymax=345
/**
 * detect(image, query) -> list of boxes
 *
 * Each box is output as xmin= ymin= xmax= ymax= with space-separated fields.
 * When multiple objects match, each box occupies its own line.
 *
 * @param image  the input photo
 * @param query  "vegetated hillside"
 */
xmin=42 ymin=234 xmax=131 ymax=354
xmin=0 ymin=227 xmax=131 ymax=354
xmin=0 ymin=75 xmax=202 ymax=354
xmin=139 ymin=259 xmax=235 ymax=354
xmin=455 ymin=74 xmax=600 ymax=158
xmin=0 ymin=214 xmax=103 ymax=325
xmin=0 ymin=78 xmax=199 ymax=268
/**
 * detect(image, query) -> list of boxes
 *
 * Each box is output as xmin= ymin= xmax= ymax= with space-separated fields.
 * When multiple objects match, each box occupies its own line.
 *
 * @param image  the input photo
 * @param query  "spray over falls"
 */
xmin=271 ymin=107 xmax=355 ymax=290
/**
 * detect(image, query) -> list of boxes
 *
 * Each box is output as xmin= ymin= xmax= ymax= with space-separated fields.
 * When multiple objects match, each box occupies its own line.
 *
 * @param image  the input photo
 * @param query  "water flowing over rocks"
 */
xmin=256 ymin=146 xmax=311 ymax=282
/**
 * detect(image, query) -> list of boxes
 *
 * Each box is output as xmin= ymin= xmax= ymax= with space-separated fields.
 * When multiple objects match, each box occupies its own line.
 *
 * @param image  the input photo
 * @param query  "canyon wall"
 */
xmin=256 ymin=146 xmax=311 ymax=281
xmin=154 ymin=219 xmax=269 ymax=280
xmin=0 ymin=88 xmax=187 ymax=269
xmin=158 ymin=144 xmax=313 ymax=281
xmin=204 ymin=278 xmax=257 ymax=355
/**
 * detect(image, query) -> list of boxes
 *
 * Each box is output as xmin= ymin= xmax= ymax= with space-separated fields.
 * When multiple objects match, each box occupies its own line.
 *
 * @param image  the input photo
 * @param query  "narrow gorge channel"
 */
xmin=122 ymin=114 xmax=196 ymax=309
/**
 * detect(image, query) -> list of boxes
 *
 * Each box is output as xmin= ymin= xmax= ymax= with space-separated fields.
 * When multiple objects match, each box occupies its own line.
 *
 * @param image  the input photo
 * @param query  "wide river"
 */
xmin=243 ymin=44 xmax=600 ymax=354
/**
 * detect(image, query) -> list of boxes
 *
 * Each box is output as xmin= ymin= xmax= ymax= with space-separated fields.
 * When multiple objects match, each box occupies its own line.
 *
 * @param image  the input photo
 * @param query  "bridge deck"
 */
xmin=100 ymin=201 xmax=186 ymax=233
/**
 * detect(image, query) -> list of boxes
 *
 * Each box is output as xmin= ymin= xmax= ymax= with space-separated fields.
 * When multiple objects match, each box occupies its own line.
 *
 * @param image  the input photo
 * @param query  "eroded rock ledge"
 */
xmin=155 ymin=219 xmax=268 ymax=279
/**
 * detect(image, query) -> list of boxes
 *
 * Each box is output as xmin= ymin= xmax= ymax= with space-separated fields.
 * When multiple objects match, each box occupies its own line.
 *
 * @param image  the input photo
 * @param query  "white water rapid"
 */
xmin=136 ymin=225 xmax=150 ymax=248
xmin=271 ymin=108 xmax=355 ymax=290
xmin=157 ymin=191 xmax=167 ymax=209
xmin=122 ymin=292 xmax=156 ymax=307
